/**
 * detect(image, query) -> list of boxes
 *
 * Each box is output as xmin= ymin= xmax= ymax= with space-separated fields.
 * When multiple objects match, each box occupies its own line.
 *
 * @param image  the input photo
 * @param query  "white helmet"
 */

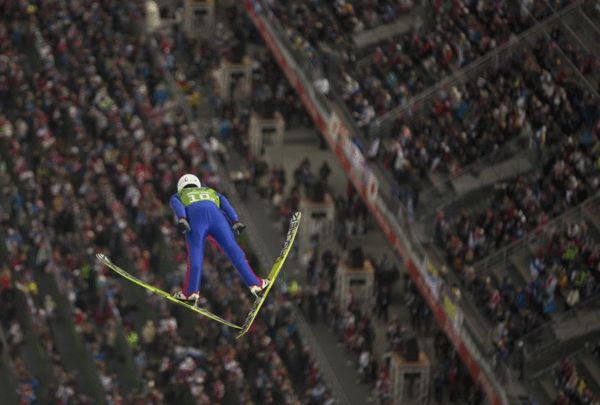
xmin=177 ymin=174 xmax=201 ymax=194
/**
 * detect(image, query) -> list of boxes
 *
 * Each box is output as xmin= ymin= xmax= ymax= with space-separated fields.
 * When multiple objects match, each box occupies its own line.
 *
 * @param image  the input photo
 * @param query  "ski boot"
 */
xmin=173 ymin=291 xmax=200 ymax=307
xmin=249 ymin=278 xmax=270 ymax=299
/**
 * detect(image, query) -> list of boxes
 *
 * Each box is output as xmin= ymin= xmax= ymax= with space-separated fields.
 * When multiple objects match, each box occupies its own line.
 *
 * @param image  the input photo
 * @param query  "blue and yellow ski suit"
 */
xmin=170 ymin=186 xmax=260 ymax=295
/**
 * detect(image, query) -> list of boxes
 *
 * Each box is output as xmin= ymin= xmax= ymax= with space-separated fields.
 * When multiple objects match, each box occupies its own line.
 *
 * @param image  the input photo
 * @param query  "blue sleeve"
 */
xmin=169 ymin=193 xmax=187 ymax=220
xmin=219 ymin=194 xmax=239 ymax=223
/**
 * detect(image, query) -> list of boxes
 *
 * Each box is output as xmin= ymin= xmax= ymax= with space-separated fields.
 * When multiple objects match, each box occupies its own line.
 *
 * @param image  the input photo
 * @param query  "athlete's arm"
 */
xmin=218 ymin=193 xmax=240 ymax=223
xmin=169 ymin=193 xmax=187 ymax=220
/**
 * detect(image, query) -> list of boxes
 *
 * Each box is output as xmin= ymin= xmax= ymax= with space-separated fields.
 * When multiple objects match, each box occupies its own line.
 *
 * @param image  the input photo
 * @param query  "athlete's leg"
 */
xmin=209 ymin=213 xmax=261 ymax=287
xmin=183 ymin=226 xmax=207 ymax=296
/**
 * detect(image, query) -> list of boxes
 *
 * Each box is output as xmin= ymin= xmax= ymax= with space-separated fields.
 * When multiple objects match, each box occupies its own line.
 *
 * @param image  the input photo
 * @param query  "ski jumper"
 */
xmin=170 ymin=187 xmax=261 ymax=295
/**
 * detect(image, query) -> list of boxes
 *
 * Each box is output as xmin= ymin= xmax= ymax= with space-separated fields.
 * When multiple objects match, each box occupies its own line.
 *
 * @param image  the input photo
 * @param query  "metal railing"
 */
xmin=245 ymin=1 xmax=524 ymax=403
xmin=256 ymin=2 xmax=332 ymax=117
xmin=520 ymin=6 xmax=599 ymax=99
xmin=389 ymin=6 xmax=600 ymax=217
xmin=332 ymin=1 xmax=599 ymax=222
xmin=375 ymin=197 xmax=509 ymax=403
xmin=418 ymin=140 xmax=538 ymax=220
xmin=559 ymin=4 xmax=600 ymax=82
xmin=475 ymin=194 xmax=600 ymax=275
xmin=371 ymin=1 xmax=589 ymax=132
xmin=523 ymin=293 xmax=600 ymax=367
xmin=246 ymin=0 xmax=600 ymax=403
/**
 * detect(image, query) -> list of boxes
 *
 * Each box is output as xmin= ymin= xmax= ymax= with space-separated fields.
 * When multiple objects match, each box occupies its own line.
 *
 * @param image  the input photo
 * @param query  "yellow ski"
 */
xmin=95 ymin=253 xmax=241 ymax=330
xmin=237 ymin=211 xmax=301 ymax=338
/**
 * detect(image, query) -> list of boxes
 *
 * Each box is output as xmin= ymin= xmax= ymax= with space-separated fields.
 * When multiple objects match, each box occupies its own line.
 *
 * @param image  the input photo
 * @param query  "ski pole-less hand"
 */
xmin=178 ymin=217 xmax=191 ymax=234
xmin=232 ymin=221 xmax=246 ymax=236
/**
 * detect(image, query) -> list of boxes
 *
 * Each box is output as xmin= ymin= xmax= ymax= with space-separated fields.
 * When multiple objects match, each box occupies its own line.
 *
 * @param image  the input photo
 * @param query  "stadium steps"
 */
xmin=2 ymin=130 xmax=137 ymax=400
xmin=70 ymin=242 xmax=143 ymax=393
xmin=422 ymin=154 xmax=540 ymax=225
xmin=560 ymin=11 xmax=600 ymax=87
xmin=538 ymin=377 xmax=558 ymax=403
xmin=55 ymin=127 xmax=144 ymax=394
xmin=77 ymin=250 xmax=143 ymax=393
xmin=0 ymin=325 xmax=17 ymax=405
xmin=25 ymin=22 xmax=147 ymax=393
xmin=507 ymin=246 xmax=535 ymax=286
xmin=92 ymin=175 xmax=164 ymax=377
xmin=93 ymin=264 xmax=144 ymax=394
xmin=449 ymin=155 xmax=534 ymax=197
xmin=527 ymin=315 xmax=600 ymax=376
xmin=427 ymin=171 xmax=453 ymax=196
xmin=32 ymin=269 xmax=105 ymax=402
xmin=11 ymin=290 xmax=57 ymax=402
xmin=0 ymin=210 xmax=20 ymax=405
xmin=352 ymin=6 xmax=421 ymax=51
xmin=0 ymin=143 xmax=105 ymax=402
xmin=83 ymin=52 xmax=206 ymax=403
xmin=587 ymin=3 xmax=600 ymax=28
xmin=477 ymin=260 xmax=506 ymax=285
xmin=578 ymin=354 xmax=600 ymax=394
xmin=432 ymin=184 xmax=494 ymax=222
xmin=0 ymin=199 xmax=56 ymax=402
xmin=583 ymin=205 xmax=600 ymax=239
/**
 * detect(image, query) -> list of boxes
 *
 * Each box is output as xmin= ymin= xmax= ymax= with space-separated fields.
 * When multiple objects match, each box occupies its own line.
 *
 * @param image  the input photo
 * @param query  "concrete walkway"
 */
xmin=229 ymin=126 xmax=455 ymax=404
xmin=353 ymin=4 xmax=424 ymax=50
xmin=230 ymin=165 xmax=373 ymax=405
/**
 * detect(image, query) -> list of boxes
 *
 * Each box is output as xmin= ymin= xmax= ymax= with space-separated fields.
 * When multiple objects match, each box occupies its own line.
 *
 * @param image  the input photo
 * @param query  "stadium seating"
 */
xmin=4 ymin=0 xmax=600 ymax=403
xmin=266 ymin=0 xmax=575 ymax=124
xmin=1 ymin=0 xmax=339 ymax=402
xmin=257 ymin=0 xmax=600 ymax=402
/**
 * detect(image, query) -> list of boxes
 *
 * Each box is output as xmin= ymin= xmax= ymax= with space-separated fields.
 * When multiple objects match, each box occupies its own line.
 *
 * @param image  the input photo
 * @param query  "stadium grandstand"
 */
xmin=1 ymin=0 xmax=600 ymax=404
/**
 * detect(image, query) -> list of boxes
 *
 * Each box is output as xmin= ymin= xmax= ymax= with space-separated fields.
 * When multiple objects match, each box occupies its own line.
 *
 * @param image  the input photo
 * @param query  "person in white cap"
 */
xmin=170 ymin=174 xmax=269 ymax=305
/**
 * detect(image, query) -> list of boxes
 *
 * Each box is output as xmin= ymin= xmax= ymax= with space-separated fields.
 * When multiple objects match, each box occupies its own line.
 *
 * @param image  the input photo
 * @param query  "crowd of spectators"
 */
xmin=242 ymin=149 xmax=487 ymax=404
xmin=553 ymin=357 xmax=597 ymax=405
xmin=250 ymin=2 xmax=600 ymax=402
xmin=261 ymin=0 xmax=414 ymax=68
xmin=435 ymin=110 xmax=600 ymax=278
xmin=299 ymin=247 xmax=483 ymax=405
xmin=439 ymin=200 xmax=593 ymax=351
xmin=0 ymin=181 xmax=88 ymax=403
xmin=289 ymin=19 xmax=592 ymax=396
xmin=0 ymin=0 xmax=338 ymax=403
xmin=339 ymin=0 xmax=578 ymax=122
xmin=253 ymin=156 xmax=370 ymax=248
xmin=264 ymin=0 xmax=577 ymax=126
xmin=427 ymin=30 xmax=600 ymax=369
xmin=9 ymin=0 xmax=596 ymax=403
xmin=433 ymin=29 xmax=599 ymax=267
xmin=263 ymin=0 xmax=600 ymax=246
xmin=377 ymin=34 xmax=596 ymax=184
xmin=529 ymin=220 xmax=600 ymax=310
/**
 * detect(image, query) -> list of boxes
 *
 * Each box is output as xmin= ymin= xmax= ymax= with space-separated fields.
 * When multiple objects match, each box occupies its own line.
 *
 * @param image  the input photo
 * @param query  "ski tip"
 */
xmin=96 ymin=253 xmax=107 ymax=262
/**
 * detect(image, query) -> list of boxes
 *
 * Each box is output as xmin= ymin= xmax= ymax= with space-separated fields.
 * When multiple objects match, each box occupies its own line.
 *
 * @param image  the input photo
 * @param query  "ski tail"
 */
xmin=96 ymin=253 xmax=242 ymax=330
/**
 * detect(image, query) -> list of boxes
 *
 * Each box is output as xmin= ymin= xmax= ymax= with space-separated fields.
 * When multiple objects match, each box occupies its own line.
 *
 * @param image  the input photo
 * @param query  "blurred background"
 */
xmin=1 ymin=0 xmax=599 ymax=404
